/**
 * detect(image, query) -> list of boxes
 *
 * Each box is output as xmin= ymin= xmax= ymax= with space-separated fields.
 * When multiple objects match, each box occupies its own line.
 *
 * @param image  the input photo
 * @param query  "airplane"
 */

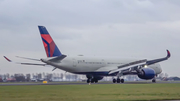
xmin=4 ymin=26 xmax=171 ymax=83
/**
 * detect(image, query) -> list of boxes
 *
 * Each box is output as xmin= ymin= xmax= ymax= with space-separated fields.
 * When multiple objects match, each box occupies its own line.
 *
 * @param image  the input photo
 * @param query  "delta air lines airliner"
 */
xmin=4 ymin=26 xmax=171 ymax=83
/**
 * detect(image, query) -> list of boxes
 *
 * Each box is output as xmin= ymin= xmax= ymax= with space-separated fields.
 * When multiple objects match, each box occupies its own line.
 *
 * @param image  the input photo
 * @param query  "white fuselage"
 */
xmin=42 ymin=56 xmax=162 ymax=76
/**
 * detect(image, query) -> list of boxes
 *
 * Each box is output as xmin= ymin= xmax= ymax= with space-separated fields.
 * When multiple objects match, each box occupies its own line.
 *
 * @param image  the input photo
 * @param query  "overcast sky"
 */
xmin=0 ymin=0 xmax=180 ymax=77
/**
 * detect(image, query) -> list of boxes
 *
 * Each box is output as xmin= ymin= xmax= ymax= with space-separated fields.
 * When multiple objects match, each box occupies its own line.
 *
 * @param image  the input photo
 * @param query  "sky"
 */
xmin=0 ymin=0 xmax=180 ymax=77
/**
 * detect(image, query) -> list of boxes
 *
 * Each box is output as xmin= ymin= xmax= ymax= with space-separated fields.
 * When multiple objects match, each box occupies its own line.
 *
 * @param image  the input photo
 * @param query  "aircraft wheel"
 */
xmin=91 ymin=79 xmax=95 ymax=83
xmin=87 ymin=79 xmax=90 ymax=83
xmin=121 ymin=79 xmax=124 ymax=83
xmin=94 ymin=80 xmax=98 ymax=83
xmin=94 ymin=79 xmax=98 ymax=83
xmin=152 ymin=79 xmax=156 ymax=83
xmin=113 ymin=79 xmax=116 ymax=83
xmin=117 ymin=78 xmax=120 ymax=83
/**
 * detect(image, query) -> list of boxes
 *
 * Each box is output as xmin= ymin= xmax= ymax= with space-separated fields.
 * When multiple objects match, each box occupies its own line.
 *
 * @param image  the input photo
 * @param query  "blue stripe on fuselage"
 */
xmin=73 ymin=72 xmax=118 ymax=76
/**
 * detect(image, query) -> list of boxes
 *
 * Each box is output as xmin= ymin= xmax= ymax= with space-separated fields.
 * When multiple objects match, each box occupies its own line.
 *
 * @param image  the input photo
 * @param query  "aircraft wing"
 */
xmin=108 ymin=59 xmax=147 ymax=75
xmin=4 ymin=56 xmax=47 ymax=66
xmin=146 ymin=50 xmax=170 ymax=65
xmin=108 ymin=50 xmax=171 ymax=75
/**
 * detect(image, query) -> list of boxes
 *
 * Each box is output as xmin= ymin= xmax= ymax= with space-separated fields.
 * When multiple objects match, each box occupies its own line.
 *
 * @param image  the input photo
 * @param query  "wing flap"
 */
xmin=108 ymin=61 xmax=146 ymax=75
xmin=118 ymin=59 xmax=147 ymax=69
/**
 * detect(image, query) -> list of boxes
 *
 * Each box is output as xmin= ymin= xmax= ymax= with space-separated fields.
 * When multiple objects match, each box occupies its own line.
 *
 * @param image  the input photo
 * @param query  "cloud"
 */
xmin=0 ymin=0 xmax=180 ymax=76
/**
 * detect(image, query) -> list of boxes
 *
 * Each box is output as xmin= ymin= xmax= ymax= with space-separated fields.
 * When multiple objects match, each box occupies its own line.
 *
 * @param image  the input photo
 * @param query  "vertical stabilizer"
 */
xmin=38 ymin=26 xmax=62 ymax=57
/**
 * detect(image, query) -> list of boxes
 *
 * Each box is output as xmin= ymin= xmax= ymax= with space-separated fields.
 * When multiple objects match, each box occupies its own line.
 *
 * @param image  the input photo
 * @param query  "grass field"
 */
xmin=0 ymin=83 xmax=180 ymax=101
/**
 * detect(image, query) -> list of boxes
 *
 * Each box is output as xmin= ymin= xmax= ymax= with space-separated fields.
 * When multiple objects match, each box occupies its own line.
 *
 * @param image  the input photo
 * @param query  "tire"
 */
xmin=113 ymin=79 xmax=116 ymax=83
xmin=121 ymin=79 xmax=124 ymax=83
xmin=152 ymin=79 xmax=156 ymax=83
xmin=87 ymin=79 xmax=90 ymax=83
xmin=117 ymin=78 xmax=120 ymax=83
xmin=91 ymin=79 xmax=94 ymax=83
xmin=94 ymin=79 xmax=98 ymax=83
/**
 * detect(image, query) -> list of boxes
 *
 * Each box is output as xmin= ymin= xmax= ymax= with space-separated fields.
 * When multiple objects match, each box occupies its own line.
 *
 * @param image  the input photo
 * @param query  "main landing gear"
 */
xmin=87 ymin=78 xmax=98 ymax=83
xmin=113 ymin=78 xmax=124 ymax=83
xmin=152 ymin=78 xmax=156 ymax=83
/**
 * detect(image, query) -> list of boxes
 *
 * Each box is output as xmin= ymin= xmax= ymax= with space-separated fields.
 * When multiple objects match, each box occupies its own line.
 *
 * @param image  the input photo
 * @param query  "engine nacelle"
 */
xmin=138 ymin=68 xmax=155 ymax=80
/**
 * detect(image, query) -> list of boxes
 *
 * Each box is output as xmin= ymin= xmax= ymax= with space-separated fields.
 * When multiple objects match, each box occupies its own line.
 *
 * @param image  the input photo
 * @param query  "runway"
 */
xmin=1 ymin=81 xmax=180 ymax=86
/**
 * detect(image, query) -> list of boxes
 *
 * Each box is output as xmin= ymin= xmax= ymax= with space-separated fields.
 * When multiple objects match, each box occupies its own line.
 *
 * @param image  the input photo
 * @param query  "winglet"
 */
xmin=146 ymin=50 xmax=171 ymax=65
xmin=166 ymin=50 xmax=171 ymax=58
xmin=4 ymin=56 xmax=12 ymax=62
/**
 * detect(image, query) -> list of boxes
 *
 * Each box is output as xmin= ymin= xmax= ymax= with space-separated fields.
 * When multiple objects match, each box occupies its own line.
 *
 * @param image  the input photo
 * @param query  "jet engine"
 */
xmin=138 ymin=68 xmax=155 ymax=80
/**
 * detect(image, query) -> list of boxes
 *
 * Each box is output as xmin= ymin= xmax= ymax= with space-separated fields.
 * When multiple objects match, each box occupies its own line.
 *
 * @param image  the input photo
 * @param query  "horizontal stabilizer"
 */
xmin=49 ymin=54 xmax=67 ymax=62
xmin=3 ymin=56 xmax=46 ymax=66
xmin=16 ymin=56 xmax=41 ymax=61
xmin=20 ymin=63 xmax=46 ymax=66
